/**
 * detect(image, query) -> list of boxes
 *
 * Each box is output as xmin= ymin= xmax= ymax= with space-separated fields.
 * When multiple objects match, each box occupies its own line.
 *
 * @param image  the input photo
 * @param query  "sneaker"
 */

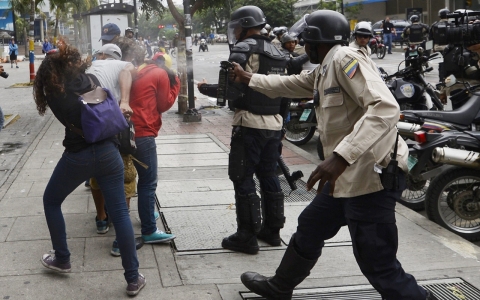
xmin=111 ymin=238 xmax=145 ymax=257
xmin=111 ymin=240 xmax=121 ymax=257
xmin=154 ymin=211 xmax=159 ymax=221
xmin=96 ymin=215 xmax=109 ymax=234
xmin=142 ymin=229 xmax=176 ymax=244
xmin=16 ymin=66 xmax=19 ymax=68
xmin=41 ymin=250 xmax=71 ymax=273
xmin=126 ymin=273 xmax=146 ymax=296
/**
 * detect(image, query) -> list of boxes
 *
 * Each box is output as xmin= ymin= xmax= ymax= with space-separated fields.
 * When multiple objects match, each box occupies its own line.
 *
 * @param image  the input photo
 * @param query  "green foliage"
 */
xmin=317 ymin=0 xmax=364 ymax=20
xmin=235 ymin=0 xmax=296 ymax=27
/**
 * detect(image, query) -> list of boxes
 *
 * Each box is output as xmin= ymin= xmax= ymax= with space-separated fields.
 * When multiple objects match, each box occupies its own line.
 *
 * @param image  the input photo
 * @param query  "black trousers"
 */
xmin=230 ymin=126 xmax=282 ymax=195
xmin=294 ymin=173 xmax=427 ymax=300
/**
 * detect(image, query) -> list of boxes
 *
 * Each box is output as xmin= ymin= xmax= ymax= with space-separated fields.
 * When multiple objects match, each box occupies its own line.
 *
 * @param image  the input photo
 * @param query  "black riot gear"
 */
xmin=228 ymin=6 xmax=267 ymax=45
xmin=230 ymin=6 xmax=266 ymax=29
xmin=439 ymin=8 xmax=450 ymax=19
xmin=229 ymin=37 xmax=287 ymax=115
xmin=410 ymin=15 xmax=420 ymax=23
xmin=292 ymin=10 xmax=350 ymax=45
xmin=408 ymin=24 xmax=425 ymax=43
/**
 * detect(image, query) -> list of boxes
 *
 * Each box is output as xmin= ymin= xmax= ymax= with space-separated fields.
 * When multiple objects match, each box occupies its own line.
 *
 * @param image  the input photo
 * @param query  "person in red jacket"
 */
xmin=129 ymin=52 xmax=180 ymax=243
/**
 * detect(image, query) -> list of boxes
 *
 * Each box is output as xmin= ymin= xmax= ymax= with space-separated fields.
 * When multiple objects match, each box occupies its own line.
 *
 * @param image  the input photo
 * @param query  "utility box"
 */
xmin=76 ymin=3 xmax=133 ymax=55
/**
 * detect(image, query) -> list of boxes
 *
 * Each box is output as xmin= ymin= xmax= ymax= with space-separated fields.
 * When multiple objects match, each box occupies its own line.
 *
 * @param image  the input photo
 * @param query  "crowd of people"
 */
xmin=31 ymin=21 xmax=180 ymax=296
xmin=8 ymin=4 xmax=479 ymax=299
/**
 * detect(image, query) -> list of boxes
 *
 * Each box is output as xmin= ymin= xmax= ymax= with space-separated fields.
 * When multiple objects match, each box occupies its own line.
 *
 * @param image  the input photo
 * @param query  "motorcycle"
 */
xmin=411 ymin=129 xmax=480 ymax=241
xmin=383 ymin=51 xmax=444 ymax=111
xmin=397 ymin=84 xmax=480 ymax=210
xmin=368 ymin=32 xmax=386 ymax=59
xmin=284 ymin=99 xmax=317 ymax=145
xmin=199 ymin=39 xmax=208 ymax=52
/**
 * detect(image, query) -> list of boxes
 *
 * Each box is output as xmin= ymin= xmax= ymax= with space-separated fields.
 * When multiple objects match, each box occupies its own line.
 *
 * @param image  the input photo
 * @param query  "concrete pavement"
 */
xmin=1 ymin=55 xmax=480 ymax=299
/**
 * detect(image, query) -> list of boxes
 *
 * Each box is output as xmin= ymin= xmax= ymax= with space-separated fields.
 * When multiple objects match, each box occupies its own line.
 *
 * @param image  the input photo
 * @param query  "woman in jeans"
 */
xmin=33 ymin=44 xmax=145 ymax=296
xmin=129 ymin=52 xmax=180 ymax=241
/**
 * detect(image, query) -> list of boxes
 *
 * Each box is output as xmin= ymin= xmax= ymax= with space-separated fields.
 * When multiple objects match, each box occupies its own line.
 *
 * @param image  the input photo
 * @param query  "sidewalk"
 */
xmin=1 ymin=75 xmax=480 ymax=299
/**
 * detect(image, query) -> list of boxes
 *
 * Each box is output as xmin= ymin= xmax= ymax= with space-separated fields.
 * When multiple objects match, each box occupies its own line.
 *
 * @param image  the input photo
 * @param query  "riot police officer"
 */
xmin=272 ymin=26 xmax=287 ymax=50
xmin=125 ymin=27 xmax=134 ymax=39
xmin=402 ymin=15 xmax=429 ymax=59
xmin=350 ymin=21 xmax=373 ymax=55
xmin=430 ymin=8 xmax=450 ymax=53
xmin=197 ymin=6 xmax=287 ymax=255
xmin=231 ymin=10 xmax=438 ymax=300
xmin=280 ymin=34 xmax=309 ymax=75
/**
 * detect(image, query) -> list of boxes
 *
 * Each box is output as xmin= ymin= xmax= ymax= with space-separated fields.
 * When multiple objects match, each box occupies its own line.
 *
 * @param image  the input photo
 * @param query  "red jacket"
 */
xmin=130 ymin=64 xmax=180 ymax=137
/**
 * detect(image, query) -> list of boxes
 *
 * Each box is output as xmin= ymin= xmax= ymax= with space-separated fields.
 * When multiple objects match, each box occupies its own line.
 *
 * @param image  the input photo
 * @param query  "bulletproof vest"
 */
xmin=443 ymin=46 xmax=480 ymax=79
xmin=431 ymin=20 xmax=448 ymax=46
xmin=228 ymin=37 xmax=287 ymax=115
xmin=408 ymin=24 xmax=424 ymax=43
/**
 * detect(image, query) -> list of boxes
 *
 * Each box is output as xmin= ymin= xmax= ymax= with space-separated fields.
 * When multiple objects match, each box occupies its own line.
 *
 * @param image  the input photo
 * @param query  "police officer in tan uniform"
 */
xmin=198 ymin=6 xmax=288 ymax=255
xmin=349 ymin=21 xmax=373 ymax=55
xmin=232 ymin=10 xmax=437 ymax=300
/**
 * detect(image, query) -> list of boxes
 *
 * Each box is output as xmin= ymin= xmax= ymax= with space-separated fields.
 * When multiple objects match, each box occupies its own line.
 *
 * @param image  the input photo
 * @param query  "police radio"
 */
xmin=217 ymin=61 xmax=234 ymax=107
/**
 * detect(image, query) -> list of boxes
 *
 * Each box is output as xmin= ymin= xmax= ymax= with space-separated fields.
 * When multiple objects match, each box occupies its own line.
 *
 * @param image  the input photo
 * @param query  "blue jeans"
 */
xmin=384 ymin=33 xmax=393 ymax=53
xmin=132 ymin=137 xmax=157 ymax=236
xmin=43 ymin=140 xmax=139 ymax=283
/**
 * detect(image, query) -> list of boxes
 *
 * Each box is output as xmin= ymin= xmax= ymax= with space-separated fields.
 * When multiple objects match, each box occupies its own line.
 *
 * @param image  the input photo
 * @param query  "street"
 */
xmin=2 ymin=44 xmax=480 ymax=299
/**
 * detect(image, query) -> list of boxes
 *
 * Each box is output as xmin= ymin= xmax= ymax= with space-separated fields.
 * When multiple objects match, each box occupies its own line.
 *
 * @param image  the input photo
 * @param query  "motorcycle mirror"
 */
xmin=445 ymin=75 xmax=457 ymax=87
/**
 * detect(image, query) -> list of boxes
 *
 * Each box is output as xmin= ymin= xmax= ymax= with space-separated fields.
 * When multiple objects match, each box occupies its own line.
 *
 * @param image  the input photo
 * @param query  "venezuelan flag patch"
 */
xmin=342 ymin=58 xmax=358 ymax=79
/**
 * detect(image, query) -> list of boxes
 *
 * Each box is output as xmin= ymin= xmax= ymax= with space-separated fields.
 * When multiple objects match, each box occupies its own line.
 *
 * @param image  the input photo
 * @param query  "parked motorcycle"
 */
xmin=411 ymin=129 xmax=480 ymax=241
xmin=383 ymin=51 xmax=443 ymax=111
xmin=199 ymin=39 xmax=208 ymax=52
xmin=397 ymin=84 xmax=480 ymax=210
xmin=369 ymin=32 xmax=386 ymax=59
xmin=285 ymin=99 xmax=316 ymax=146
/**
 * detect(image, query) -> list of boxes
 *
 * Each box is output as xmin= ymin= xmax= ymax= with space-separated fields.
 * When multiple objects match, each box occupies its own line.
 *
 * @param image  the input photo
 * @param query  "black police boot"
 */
xmin=257 ymin=191 xmax=285 ymax=246
xmin=241 ymin=234 xmax=317 ymax=299
xmin=222 ymin=194 xmax=262 ymax=255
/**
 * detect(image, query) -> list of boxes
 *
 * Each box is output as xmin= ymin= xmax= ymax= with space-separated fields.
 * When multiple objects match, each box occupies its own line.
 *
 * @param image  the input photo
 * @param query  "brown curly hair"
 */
xmin=33 ymin=41 xmax=91 ymax=116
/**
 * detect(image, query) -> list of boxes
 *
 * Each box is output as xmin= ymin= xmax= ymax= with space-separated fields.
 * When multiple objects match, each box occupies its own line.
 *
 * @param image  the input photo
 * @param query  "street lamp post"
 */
xmin=182 ymin=0 xmax=201 ymax=122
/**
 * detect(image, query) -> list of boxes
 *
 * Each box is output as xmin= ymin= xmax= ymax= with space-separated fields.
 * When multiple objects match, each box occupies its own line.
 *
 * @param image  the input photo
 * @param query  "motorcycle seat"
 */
xmin=403 ymin=93 xmax=480 ymax=126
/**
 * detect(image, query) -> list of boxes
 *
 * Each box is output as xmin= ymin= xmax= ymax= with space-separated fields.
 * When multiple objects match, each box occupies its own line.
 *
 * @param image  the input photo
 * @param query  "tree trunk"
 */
xmin=23 ymin=27 xmax=28 ymax=58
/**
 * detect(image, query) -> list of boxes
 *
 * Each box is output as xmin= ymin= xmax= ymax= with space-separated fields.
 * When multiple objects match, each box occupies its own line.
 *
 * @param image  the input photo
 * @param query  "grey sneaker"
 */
xmin=126 ymin=273 xmax=146 ymax=296
xmin=41 ymin=250 xmax=71 ymax=273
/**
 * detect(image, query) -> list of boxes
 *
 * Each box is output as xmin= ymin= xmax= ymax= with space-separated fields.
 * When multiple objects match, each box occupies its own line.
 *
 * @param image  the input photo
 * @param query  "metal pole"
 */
xmin=182 ymin=0 xmax=201 ymax=122
xmin=29 ymin=0 xmax=35 ymax=82
xmin=133 ymin=0 xmax=138 ymax=39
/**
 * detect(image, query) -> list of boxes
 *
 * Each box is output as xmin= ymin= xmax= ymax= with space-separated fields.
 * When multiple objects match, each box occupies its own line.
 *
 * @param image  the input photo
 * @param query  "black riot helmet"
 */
xmin=290 ymin=10 xmax=350 ymax=45
xmin=228 ymin=6 xmax=266 ymax=45
xmin=438 ymin=8 xmax=450 ymax=19
xmin=410 ymin=15 xmax=420 ymax=23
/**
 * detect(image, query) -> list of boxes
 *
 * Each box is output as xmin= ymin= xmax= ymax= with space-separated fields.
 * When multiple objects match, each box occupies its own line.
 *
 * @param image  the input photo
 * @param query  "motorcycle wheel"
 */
xmin=285 ymin=117 xmax=316 ymax=146
xmin=170 ymin=48 xmax=176 ymax=58
xmin=398 ymin=173 xmax=427 ymax=211
xmin=377 ymin=46 xmax=386 ymax=59
xmin=317 ymin=135 xmax=325 ymax=161
xmin=426 ymin=167 xmax=480 ymax=242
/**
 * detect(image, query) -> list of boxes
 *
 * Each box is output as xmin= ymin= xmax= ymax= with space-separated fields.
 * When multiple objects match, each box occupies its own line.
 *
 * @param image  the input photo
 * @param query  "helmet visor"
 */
xmin=288 ymin=14 xmax=309 ymax=38
xmin=227 ymin=19 xmax=242 ymax=45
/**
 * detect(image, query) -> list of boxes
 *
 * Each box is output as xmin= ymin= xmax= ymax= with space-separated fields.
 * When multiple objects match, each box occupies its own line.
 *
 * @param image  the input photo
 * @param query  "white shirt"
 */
xmin=86 ymin=59 xmax=130 ymax=101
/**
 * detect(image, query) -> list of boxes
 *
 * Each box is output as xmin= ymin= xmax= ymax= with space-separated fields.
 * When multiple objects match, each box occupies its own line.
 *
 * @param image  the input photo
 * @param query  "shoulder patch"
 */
xmin=342 ymin=57 xmax=359 ymax=79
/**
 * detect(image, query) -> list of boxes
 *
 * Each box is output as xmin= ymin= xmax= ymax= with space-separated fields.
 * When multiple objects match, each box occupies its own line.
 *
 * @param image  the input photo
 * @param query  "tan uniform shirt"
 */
xmin=349 ymin=40 xmax=372 ymax=56
xmin=249 ymin=44 xmax=408 ymax=198
xmin=272 ymin=38 xmax=282 ymax=50
xmin=232 ymin=54 xmax=283 ymax=130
